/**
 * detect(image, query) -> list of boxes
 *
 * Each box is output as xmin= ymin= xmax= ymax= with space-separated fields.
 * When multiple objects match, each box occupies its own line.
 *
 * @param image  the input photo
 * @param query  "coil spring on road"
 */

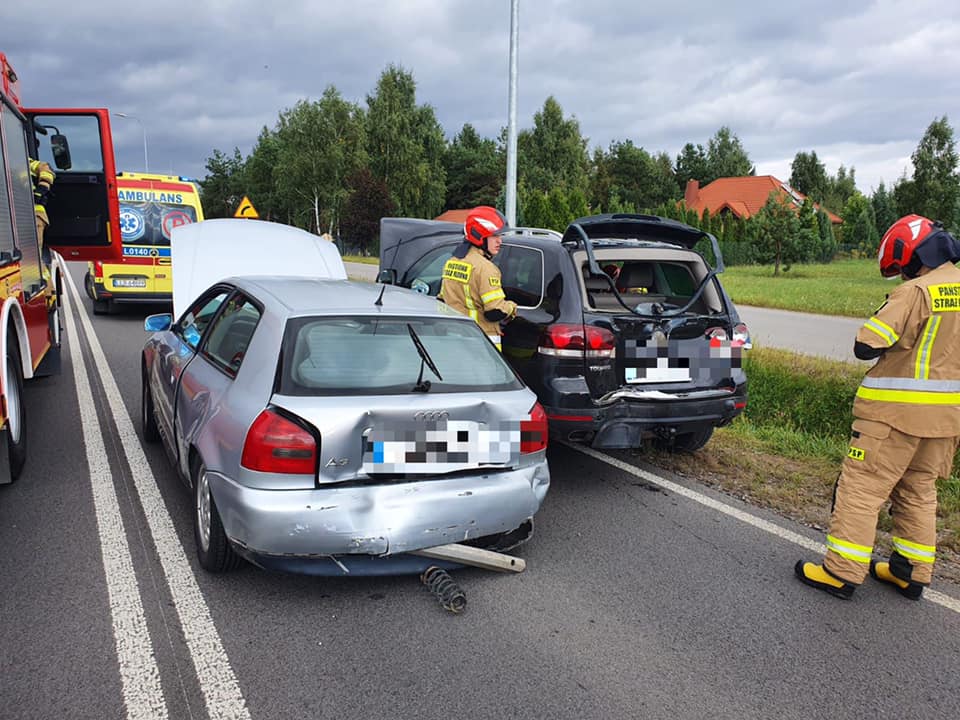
xmin=421 ymin=566 xmax=467 ymax=614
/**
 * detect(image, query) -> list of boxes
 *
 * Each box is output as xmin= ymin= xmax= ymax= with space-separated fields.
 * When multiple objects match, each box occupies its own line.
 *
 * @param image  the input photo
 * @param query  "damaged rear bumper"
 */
xmin=207 ymin=460 xmax=550 ymax=572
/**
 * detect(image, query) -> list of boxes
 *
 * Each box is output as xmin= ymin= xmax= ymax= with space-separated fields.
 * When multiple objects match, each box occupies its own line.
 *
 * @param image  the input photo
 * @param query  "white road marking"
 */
xmin=64 ymin=267 xmax=251 ymax=720
xmin=566 ymin=442 xmax=960 ymax=615
xmin=61 ymin=269 xmax=169 ymax=719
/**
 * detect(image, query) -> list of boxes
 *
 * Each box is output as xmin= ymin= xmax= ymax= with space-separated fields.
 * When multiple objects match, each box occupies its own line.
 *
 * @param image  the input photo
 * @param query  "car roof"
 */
xmin=233 ymin=276 xmax=468 ymax=318
xmin=171 ymin=219 xmax=347 ymax=317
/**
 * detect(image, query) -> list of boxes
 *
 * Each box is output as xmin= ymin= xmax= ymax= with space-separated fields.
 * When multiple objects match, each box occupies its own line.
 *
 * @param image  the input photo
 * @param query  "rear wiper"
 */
xmin=407 ymin=323 xmax=443 ymax=392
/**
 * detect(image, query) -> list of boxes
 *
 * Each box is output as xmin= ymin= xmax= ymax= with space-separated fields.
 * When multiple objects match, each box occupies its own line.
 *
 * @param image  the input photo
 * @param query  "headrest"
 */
xmin=619 ymin=263 xmax=654 ymax=289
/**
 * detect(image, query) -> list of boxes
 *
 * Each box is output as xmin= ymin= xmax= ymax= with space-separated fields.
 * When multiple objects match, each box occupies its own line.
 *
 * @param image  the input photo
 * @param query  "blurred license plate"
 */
xmin=362 ymin=420 xmax=519 ymax=474
xmin=113 ymin=278 xmax=146 ymax=288
xmin=625 ymin=362 xmax=690 ymax=383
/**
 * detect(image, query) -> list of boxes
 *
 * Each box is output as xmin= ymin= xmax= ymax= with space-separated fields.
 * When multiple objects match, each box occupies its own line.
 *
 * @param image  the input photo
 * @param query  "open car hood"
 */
xmin=379 ymin=218 xmax=463 ymax=284
xmin=171 ymin=219 xmax=347 ymax=317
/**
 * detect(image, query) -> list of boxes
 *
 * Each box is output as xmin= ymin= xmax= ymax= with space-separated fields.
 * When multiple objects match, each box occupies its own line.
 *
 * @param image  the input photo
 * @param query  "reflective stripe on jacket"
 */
xmin=439 ymin=246 xmax=517 ymax=339
xmin=853 ymin=262 xmax=960 ymax=436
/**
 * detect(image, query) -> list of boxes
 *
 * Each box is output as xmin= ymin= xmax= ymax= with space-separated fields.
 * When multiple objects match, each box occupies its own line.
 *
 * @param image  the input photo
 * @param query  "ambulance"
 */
xmin=85 ymin=171 xmax=204 ymax=313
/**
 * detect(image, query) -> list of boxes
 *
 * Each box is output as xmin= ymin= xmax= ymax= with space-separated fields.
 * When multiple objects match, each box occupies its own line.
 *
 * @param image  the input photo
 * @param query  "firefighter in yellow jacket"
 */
xmin=797 ymin=215 xmax=960 ymax=600
xmin=30 ymin=158 xmax=55 ymax=247
xmin=439 ymin=206 xmax=517 ymax=349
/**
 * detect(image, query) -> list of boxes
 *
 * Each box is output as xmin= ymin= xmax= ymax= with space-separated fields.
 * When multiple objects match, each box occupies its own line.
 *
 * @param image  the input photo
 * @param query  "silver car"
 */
xmin=141 ymin=219 xmax=550 ymax=575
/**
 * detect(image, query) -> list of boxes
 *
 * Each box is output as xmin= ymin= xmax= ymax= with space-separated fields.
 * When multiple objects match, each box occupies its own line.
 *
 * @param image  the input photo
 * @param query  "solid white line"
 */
xmin=63 ymin=267 xmax=251 ymax=720
xmin=61 ymin=264 xmax=169 ymax=719
xmin=566 ymin=442 xmax=960 ymax=615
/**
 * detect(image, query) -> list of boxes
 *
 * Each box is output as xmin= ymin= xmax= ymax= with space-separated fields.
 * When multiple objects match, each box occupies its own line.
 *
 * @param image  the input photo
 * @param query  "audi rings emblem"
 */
xmin=414 ymin=410 xmax=449 ymax=421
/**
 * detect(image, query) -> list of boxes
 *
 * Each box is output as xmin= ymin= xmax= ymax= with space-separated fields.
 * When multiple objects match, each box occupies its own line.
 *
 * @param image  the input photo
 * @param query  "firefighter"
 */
xmin=796 ymin=215 xmax=960 ymax=600
xmin=439 ymin=206 xmax=517 ymax=350
xmin=30 ymin=158 xmax=55 ymax=248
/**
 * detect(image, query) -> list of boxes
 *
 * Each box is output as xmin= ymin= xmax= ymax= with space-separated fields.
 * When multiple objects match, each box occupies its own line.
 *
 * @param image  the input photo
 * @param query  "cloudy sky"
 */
xmin=4 ymin=0 xmax=960 ymax=195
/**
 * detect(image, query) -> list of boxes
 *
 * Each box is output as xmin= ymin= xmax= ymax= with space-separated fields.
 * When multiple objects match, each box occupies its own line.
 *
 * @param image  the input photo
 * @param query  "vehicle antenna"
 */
xmin=375 ymin=283 xmax=386 ymax=306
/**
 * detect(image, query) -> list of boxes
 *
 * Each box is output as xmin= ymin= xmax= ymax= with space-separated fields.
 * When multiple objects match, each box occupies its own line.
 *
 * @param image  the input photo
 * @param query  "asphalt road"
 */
xmin=1 ymin=260 xmax=958 ymax=720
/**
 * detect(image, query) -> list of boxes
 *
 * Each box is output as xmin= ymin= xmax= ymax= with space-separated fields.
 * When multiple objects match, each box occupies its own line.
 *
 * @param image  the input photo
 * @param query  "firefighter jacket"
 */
xmin=29 ymin=159 xmax=55 ymax=224
xmin=439 ymin=246 xmax=517 ymax=340
xmin=854 ymin=261 xmax=960 ymax=437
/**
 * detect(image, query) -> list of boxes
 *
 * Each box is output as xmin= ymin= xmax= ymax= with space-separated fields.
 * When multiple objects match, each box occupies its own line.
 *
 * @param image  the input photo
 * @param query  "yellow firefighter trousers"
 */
xmin=824 ymin=418 xmax=956 ymax=585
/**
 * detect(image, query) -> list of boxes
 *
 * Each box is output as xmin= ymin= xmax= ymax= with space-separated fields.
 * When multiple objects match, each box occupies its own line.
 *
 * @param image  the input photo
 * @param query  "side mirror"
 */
xmin=144 ymin=313 xmax=173 ymax=333
xmin=377 ymin=268 xmax=397 ymax=285
xmin=50 ymin=134 xmax=72 ymax=170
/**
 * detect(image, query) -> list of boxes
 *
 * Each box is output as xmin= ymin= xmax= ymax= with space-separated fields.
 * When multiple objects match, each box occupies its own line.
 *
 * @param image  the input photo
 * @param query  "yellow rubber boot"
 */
xmin=794 ymin=561 xmax=856 ymax=599
xmin=869 ymin=560 xmax=924 ymax=600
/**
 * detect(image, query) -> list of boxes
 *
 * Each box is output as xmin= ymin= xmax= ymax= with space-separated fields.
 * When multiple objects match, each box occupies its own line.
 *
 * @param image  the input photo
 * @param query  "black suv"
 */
xmin=378 ymin=214 xmax=748 ymax=451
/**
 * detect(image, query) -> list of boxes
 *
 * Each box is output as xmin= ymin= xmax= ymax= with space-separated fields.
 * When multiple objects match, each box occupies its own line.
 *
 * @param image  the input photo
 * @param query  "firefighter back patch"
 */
xmin=443 ymin=260 xmax=472 ymax=283
xmin=928 ymin=283 xmax=960 ymax=312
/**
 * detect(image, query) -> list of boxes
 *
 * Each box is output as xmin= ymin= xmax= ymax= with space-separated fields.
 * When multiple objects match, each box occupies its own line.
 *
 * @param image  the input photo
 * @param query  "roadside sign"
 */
xmin=234 ymin=196 xmax=259 ymax=219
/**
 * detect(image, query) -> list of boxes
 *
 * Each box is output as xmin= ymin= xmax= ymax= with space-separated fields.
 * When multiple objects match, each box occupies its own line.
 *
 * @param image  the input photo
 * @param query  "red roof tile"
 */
xmin=685 ymin=175 xmax=842 ymax=224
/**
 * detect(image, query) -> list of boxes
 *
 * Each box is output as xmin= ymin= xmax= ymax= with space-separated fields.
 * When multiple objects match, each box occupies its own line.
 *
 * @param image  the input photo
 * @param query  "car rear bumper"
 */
xmin=545 ymin=386 xmax=746 ymax=448
xmin=207 ymin=460 xmax=550 ymax=562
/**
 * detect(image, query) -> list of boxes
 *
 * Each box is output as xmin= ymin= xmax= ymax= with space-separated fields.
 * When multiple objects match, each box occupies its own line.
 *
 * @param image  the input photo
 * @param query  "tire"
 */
xmin=193 ymin=459 xmax=241 ymax=572
xmin=92 ymin=298 xmax=109 ymax=316
xmin=141 ymin=369 xmax=160 ymax=443
xmin=664 ymin=427 xmax=714 ymax=453
xmin=84 ymin=272 xmax=96 ymax=301
xmin=5 ymin=335 xmax=27 ymax=481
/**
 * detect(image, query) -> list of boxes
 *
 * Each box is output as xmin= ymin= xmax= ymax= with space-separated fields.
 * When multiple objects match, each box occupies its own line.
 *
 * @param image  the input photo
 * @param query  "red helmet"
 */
xmin=878 ymin=214 xmax=936 ymax=278
xmin=464 ymin=206 xmax=508 ymax=248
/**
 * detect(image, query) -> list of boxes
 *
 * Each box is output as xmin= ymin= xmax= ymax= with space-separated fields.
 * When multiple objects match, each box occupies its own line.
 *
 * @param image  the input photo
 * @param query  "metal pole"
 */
xmin=113 ymin=113 xmax=149 ymax=172
xmin=505 ymin=0 xmax=519 ymax=227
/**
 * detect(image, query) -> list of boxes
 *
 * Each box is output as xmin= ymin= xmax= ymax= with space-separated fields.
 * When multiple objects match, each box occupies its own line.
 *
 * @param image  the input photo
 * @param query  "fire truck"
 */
xmin=0 ymin=51 xmax=122 ymax=483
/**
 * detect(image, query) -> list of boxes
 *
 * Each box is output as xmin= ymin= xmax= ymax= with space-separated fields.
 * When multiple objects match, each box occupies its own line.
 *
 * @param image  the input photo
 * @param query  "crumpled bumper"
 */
xmin=208 ymin=459 xmax=550 ymax=559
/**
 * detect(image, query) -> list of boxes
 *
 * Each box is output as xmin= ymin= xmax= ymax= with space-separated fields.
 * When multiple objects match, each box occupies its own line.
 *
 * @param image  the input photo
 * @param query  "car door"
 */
xmin=153 ymin=286 xmax=232 ymax=449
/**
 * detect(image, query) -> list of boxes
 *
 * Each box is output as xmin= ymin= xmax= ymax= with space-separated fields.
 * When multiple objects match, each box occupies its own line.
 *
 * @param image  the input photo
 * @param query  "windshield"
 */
xmin=119 ymin=200 xmax=198 ymax=247
xmin=280 ymin=316 xmax=522 ymax=395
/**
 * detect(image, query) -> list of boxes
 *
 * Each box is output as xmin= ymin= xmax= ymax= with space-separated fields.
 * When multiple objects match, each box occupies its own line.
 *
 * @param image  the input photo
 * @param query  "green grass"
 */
xmin=721 ymin=258 xmax=894 ymax=317
xmin=343 ymin=255 xmax=379 ymax=265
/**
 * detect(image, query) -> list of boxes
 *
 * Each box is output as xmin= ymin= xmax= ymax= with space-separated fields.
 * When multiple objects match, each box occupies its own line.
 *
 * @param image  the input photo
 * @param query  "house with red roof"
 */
xmin=683 ymin=176 xmax=842 ymax=225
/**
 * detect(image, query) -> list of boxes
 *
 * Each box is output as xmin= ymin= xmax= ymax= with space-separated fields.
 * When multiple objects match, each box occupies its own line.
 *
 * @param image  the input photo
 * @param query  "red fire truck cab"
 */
xmin=1 ymin=51 xmax=123 ymax=483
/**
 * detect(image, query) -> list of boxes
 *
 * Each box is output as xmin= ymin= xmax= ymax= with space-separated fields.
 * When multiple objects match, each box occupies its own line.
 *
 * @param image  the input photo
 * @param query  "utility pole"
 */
xmin=505 ymin=0 xmax=519 ymax=227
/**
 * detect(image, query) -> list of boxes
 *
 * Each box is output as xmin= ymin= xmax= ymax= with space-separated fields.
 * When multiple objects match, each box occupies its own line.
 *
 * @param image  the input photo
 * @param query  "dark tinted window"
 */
xmin=501 ymin=245 xmax=544 ymax=307
xmin=281 ymin=316 xmax=522 ymax=396
xmin=403 ymin=245 xmax=456 ymax=296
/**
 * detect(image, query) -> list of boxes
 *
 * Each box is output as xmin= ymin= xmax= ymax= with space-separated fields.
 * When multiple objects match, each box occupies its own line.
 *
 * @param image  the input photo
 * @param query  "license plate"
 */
xmin=362 ymin=420 xmax=519 ymax=474
xmin=625 ymin=361 xmax=691 ymax=383
xmin=113 ymin=278 xmax=146 ymax=288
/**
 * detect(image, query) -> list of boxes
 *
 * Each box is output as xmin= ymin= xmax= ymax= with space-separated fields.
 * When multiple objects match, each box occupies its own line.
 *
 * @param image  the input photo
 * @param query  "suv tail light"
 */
xmin=241 ymin=409 xmax=317 ymax=474
xmin=539 ymin=323 xmax=616 ymax=359
xmin=520 ymin=402 xmax=548 ymax=454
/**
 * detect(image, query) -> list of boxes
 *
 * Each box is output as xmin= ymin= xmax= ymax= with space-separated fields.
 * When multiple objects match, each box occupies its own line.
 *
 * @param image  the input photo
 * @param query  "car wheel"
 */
xmin=5 ymin=335 xmax=27 ymax=480
xmin=664 ymin=427 xmax=714 ymax=453
xmin=92 ymin=298 xmax=109 ymax=316
xmin=141 ymin=370 xmax=160 ymax=443
xmin=193 ymin=459 xmax=241 ymax=572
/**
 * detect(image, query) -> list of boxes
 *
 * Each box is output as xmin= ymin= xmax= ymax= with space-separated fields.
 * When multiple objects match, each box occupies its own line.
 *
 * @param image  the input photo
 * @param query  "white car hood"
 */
xmin=170 ymin=218 xmax=347 ymax=317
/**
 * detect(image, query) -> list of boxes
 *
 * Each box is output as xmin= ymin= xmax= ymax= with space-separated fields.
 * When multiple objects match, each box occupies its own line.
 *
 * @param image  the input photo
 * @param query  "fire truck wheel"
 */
xmin=192 ymin=457 xmax=242 ymax=573
xmin=5 ymin=335 xmax=27 ymax=481
xmin=141 ymin=372 xmax=160 ymax=443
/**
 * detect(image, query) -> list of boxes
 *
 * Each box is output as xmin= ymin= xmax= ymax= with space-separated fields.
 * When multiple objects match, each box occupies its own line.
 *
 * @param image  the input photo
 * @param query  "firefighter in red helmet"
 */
xmin=796 ymin=214 xmax=960 ymax=600
xmin=439 ymin=206 xmax=517 ymax=350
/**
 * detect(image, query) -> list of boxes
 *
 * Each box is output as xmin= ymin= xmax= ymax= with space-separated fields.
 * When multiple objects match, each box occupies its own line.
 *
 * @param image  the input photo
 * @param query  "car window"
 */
xmin=279 ymin=316 xmax=522 ymax=396
xmin=201 ymin=294 xmax=262 ymax=376
xmin=403 ymin=245 xmax=457 ymax=296
xmin=500 ymin=245 xmax=544 ymax=308
xmin=176 ymin=289 xmax=230 ymax=349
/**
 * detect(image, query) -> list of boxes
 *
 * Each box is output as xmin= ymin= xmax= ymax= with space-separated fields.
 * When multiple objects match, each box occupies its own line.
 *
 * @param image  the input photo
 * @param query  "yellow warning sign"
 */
xmin=234 ymin=196 xmax=259 ymax=219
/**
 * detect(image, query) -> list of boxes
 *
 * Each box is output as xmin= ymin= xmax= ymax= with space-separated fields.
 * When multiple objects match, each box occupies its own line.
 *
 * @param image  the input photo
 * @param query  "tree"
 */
xmin=816 ymin=209 xmax=838 ymax=262
xmin=823 ymin=165 xmax=857 ymax=215
xmin=340 ymin=167 xmax=397 ymax=256
xmin=797 ymin=198 xmax=820 ymax=262
xmin=790 ymin=151 xmax=828 ymax=202
xmin=706 ymin=126 xmax=754 ymax=180
xmin=199 ymin=148 xmax=246 ymax=218
xmin=366 ymin=64 xmax=446 ymax=218
xmin=909 ymin=116 xmax=960 ymax=229
xmin=274 ymin=88 xmax=366 ymax=234
xmin=841 ymin=192 xmax=880 ymax=254
xmin=753 ymin=191 xmax=802 ymax=275
xmin=518 ymin=96 xmax=589 ymax=194
xmin=675 ymin=142 xmax=709 ymax=192
xmin=443 ymin=123 xmax=502 ymax=209
xmin=871 ymin=181 xmax=898 ymax=238
xmin=245 ymin=126 xmax=284 ymax=222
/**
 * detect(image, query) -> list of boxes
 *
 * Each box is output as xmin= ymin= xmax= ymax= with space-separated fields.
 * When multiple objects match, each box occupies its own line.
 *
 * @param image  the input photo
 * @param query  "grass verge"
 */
xmin=721 ymin=259 xmax=893 ymax=317
xmin=343 ymin=255 xmax=379 ymax=265
xmin=622 ymin=347 xmax=960 ymax=584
